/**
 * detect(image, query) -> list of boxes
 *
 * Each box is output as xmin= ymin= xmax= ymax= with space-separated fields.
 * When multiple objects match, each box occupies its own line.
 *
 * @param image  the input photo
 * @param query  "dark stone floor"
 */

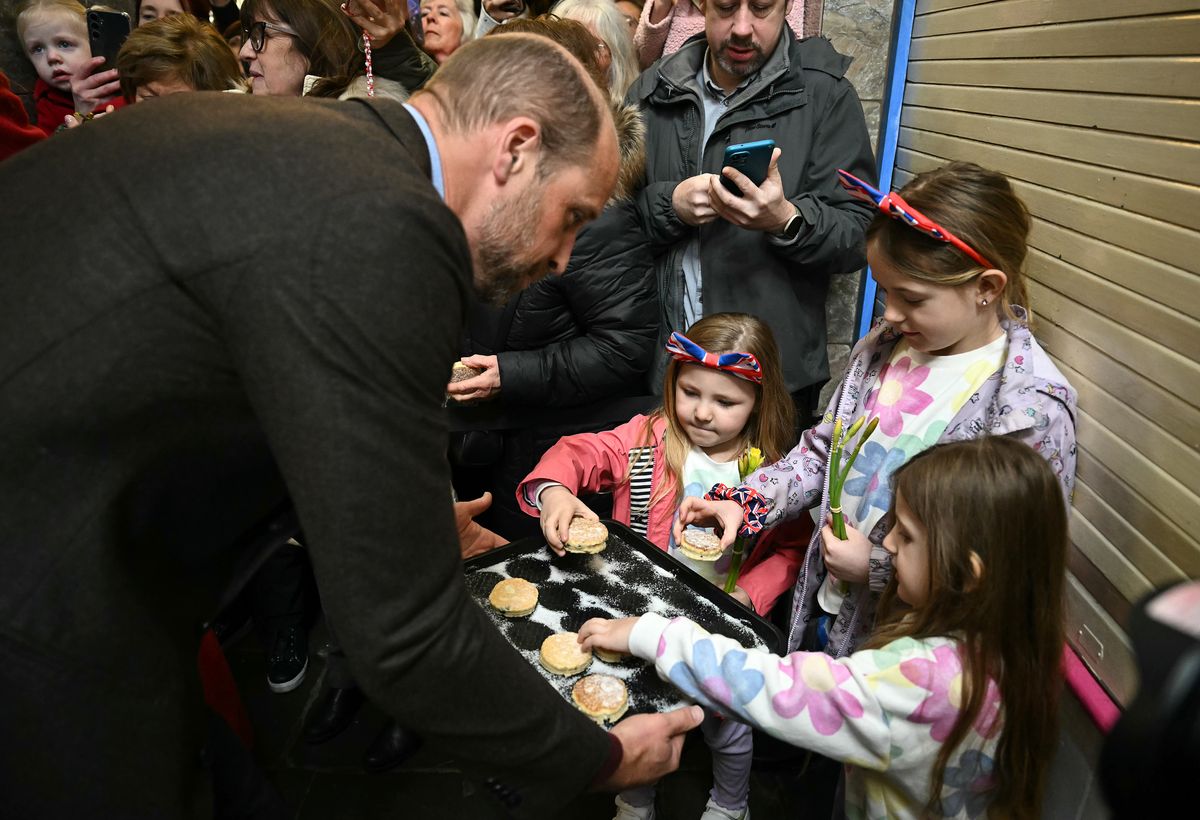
xmin=224 ymin=619 xmax=835 ymax=820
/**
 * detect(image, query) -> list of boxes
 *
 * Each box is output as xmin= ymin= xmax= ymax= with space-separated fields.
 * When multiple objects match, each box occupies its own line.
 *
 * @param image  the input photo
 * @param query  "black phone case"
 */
xmin=87 ymin=10 xmax=131 ymax=72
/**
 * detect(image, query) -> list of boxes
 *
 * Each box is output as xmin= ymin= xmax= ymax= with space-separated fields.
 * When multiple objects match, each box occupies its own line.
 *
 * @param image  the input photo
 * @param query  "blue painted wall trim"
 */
xmin=856 ymin=0 xmax=918 ymax=340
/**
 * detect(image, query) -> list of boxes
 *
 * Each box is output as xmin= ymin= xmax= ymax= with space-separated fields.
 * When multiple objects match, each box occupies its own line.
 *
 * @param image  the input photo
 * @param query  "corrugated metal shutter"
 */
xmin=895 ymin=0 xmax=1200 ymax=703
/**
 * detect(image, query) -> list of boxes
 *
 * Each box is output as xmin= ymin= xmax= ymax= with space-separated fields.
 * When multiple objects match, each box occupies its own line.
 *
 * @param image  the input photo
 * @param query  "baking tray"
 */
xmin=462 ymin=520 xmax=783 ymax=719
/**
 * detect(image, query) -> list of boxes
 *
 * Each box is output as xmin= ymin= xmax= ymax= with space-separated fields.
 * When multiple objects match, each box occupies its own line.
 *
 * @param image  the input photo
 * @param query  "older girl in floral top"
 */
xmin=582 ymin=437 xmax=1068 ymax=818
xmin=678 ymin=162 xmax=1077 ymax=660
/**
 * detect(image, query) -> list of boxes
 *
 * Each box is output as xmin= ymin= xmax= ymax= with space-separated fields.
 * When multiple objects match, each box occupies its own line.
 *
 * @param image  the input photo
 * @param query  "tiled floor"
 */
xmin=224 ymin=620 xmax=836 ymax=820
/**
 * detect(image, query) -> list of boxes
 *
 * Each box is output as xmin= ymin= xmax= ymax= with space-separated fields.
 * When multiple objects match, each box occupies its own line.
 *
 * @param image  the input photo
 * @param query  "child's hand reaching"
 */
xmin=673 ymin=497 xmax=742 ymax=550
xmin=539 ymin=485 xmax=597 ymax=556
xmin=821 ymin=520 xmax=872 ymax=584
xmin=578 ymin=616 xmax=638 ymax=656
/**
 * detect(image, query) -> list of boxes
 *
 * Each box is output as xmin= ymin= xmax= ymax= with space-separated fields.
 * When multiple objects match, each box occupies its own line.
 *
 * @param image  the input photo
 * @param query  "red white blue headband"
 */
xmin=666 ymin=332 xmax=763 ymax=384
xmin=837 ymin=169 xmax=995 ymax=270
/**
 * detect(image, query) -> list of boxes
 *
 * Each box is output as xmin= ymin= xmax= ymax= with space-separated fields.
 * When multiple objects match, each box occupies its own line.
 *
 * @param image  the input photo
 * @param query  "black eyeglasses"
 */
xmin=242 ymin=20 xmax=298 ymax=53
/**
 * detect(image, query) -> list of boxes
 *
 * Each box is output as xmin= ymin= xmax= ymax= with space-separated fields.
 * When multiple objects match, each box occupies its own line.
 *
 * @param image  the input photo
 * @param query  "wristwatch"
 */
xmin=771 ymin=208 xmax=805 ymax=241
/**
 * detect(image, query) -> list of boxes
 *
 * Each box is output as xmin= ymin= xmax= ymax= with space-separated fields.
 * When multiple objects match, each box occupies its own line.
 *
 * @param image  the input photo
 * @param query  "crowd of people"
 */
xmin=0 ymin=1 xmax=1079 ymax=819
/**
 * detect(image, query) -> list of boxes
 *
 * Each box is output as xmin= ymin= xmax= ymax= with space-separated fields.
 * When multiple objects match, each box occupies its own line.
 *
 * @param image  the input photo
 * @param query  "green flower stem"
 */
xmin=831 ymin=505 xmax=847 ymax=540
xmin=827 ymin=416 xmax=878 ymax=545
xmin=723 ymin=536 xmax=747 ymax=594
xmin=722 ymin=446 xmax=767 ymax=596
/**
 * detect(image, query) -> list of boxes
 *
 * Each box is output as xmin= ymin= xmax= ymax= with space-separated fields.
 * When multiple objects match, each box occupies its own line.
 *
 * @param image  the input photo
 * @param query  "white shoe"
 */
xmin=699 ymin=798 xmax=750 ymax=820
xmin=613 ymin=794 xmax=656 ymax=820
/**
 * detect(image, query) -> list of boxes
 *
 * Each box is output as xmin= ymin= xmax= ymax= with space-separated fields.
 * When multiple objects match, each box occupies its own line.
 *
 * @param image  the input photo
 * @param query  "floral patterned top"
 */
xmin=630 ymin=612 xmax=1001 ymax=819
xmin=815 ymin=334 xmax=1007 ymax=616
xmin=734 ymin=310 xmax=1077 ymax=656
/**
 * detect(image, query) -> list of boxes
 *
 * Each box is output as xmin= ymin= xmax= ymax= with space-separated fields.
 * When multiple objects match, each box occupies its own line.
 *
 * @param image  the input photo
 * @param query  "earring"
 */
xmin=981 ymin=299 xmax=989 ymax=306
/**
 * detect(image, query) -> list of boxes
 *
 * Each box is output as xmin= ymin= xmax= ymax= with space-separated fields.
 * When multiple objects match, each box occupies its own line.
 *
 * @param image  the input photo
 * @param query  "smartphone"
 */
xmin=720 ymin=139 xmax=776 ymax=196
xmin=86 ymin=9 xmax=132 ymax=72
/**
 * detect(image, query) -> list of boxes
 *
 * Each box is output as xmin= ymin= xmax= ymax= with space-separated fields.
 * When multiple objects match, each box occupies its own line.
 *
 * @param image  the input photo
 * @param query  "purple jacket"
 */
xmin=740 ymin=308 xmax=1078 ymax=655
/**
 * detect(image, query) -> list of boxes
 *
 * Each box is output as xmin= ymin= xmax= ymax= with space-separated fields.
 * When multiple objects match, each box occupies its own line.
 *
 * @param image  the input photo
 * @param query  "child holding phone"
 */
xmin=14 ymin=0 xmax=92 ymax=133
xmin=582 ymin=436 xmax=1069 ymax=819
xmin=517 ymin=312 xmax=799 ymax=820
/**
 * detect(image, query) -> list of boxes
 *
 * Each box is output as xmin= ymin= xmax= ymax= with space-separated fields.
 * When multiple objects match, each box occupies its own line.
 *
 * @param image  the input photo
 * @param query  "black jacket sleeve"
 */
xmin=372 ymin=29 xmax=437 ymax=92
xmin=767 ymin=69 xmax=876 ymax=274
xmin=498 ymin=202 xmax=657 ymax=406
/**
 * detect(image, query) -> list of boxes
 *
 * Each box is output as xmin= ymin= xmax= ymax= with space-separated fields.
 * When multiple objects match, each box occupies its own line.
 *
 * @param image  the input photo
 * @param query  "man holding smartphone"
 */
xmin=0 ymin=34 xmax=700 ymax=818
xmin=629 ymin=0 xmax=877 ymax=423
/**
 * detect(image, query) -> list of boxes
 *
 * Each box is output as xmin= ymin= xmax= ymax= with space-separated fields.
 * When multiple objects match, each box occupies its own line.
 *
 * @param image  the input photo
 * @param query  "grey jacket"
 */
xmin=740 ymin=310 xmax=1078 ymax=655
xmin=628 ymin=29 xmax=877 ymax=393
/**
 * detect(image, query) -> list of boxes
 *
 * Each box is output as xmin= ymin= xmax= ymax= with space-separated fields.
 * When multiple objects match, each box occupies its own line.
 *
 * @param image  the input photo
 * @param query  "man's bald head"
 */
xmin=413 ymin=33 xmax=617 ymax=179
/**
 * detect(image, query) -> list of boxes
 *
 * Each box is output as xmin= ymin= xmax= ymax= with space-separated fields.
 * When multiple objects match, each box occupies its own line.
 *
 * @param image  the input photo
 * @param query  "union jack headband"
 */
xmin=665 ymin=332 xmax=763 ymax=384
xmin=836 ymin=169 xmax=995 ymax=270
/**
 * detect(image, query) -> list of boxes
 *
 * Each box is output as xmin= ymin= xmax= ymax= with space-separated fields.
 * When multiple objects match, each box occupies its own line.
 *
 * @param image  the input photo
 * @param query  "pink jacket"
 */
xmin=516 ymin=414 xmax=811 ymax=615
xmin=634 ymin=1 xmax=813 ymax=71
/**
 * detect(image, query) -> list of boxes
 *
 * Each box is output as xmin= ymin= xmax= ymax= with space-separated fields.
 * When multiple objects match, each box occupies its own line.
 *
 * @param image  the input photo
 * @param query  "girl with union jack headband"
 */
xmin=517 ymin=311 xmax=798 ymax=820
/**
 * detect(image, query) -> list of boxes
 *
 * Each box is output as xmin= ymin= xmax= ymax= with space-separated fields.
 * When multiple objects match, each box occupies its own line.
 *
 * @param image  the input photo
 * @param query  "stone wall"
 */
xmin=815 ymin=0 xmax=895 ymax=409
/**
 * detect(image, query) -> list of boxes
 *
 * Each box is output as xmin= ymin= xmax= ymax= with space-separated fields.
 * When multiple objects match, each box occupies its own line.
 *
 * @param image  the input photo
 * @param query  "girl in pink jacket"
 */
xmin=517 ymin=311 xmax=800 ymax=820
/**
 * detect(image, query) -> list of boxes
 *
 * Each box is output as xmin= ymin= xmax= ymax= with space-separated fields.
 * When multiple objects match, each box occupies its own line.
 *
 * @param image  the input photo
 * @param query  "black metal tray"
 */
xmin=462 ymin=520 xmax=783 ymax=719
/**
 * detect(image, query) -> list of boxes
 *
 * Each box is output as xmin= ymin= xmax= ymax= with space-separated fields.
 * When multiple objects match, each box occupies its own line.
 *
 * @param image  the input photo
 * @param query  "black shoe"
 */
xmin=303 ymin=686 xmax=366 ymax=744
xmin=266 ymin=625 xmax=308 ymax=693
xmin=363 ymin=721 xmax=422 ymax=773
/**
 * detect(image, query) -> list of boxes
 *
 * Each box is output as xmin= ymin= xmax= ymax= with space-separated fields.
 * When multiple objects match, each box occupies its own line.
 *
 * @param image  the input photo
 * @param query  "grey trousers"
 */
xmin=621 ymin=709 xmax=753 ymax=811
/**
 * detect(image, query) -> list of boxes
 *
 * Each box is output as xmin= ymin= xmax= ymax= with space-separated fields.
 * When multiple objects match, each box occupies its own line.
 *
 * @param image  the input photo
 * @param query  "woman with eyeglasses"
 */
xmin=238 ymin=0 xmax=434 ymax=99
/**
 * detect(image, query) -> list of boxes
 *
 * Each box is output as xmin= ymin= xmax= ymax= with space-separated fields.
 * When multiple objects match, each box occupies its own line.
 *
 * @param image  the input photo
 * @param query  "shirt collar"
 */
xmin=700 ymin=51 xmax=755 ymax=103
xmin=402 ymin=103 xmax=445 ymax=200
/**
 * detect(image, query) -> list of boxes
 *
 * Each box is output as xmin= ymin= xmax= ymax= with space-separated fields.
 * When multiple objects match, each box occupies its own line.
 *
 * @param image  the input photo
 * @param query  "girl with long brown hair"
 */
xmin=582 ymin=436 xmax=1069 ymax=818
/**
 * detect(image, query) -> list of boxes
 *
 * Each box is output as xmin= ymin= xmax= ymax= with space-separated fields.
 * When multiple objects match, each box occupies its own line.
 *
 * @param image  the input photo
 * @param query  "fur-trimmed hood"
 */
xmin=610 ymin=100 xmax=646 ymax=203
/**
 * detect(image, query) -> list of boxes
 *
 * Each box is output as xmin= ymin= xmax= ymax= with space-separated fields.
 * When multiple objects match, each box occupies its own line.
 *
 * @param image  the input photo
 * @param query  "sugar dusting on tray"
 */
xmin=463 ymin=527 xmax=775 ymax=719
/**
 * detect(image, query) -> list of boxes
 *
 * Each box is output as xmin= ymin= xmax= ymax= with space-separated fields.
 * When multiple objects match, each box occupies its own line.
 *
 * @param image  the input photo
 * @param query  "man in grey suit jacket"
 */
xmin=0 ymin=34 xmax=701 ymax=818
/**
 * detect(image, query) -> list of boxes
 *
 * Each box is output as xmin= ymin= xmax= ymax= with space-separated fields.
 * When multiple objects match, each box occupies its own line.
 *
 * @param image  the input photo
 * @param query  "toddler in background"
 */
xmin=15 ymin=0 xmax=91 ymax=133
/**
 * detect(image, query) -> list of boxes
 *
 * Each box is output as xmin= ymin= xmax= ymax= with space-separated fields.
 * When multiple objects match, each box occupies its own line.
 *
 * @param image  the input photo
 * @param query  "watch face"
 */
xmin=776 ymin=213 xmax=803 ymax=239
